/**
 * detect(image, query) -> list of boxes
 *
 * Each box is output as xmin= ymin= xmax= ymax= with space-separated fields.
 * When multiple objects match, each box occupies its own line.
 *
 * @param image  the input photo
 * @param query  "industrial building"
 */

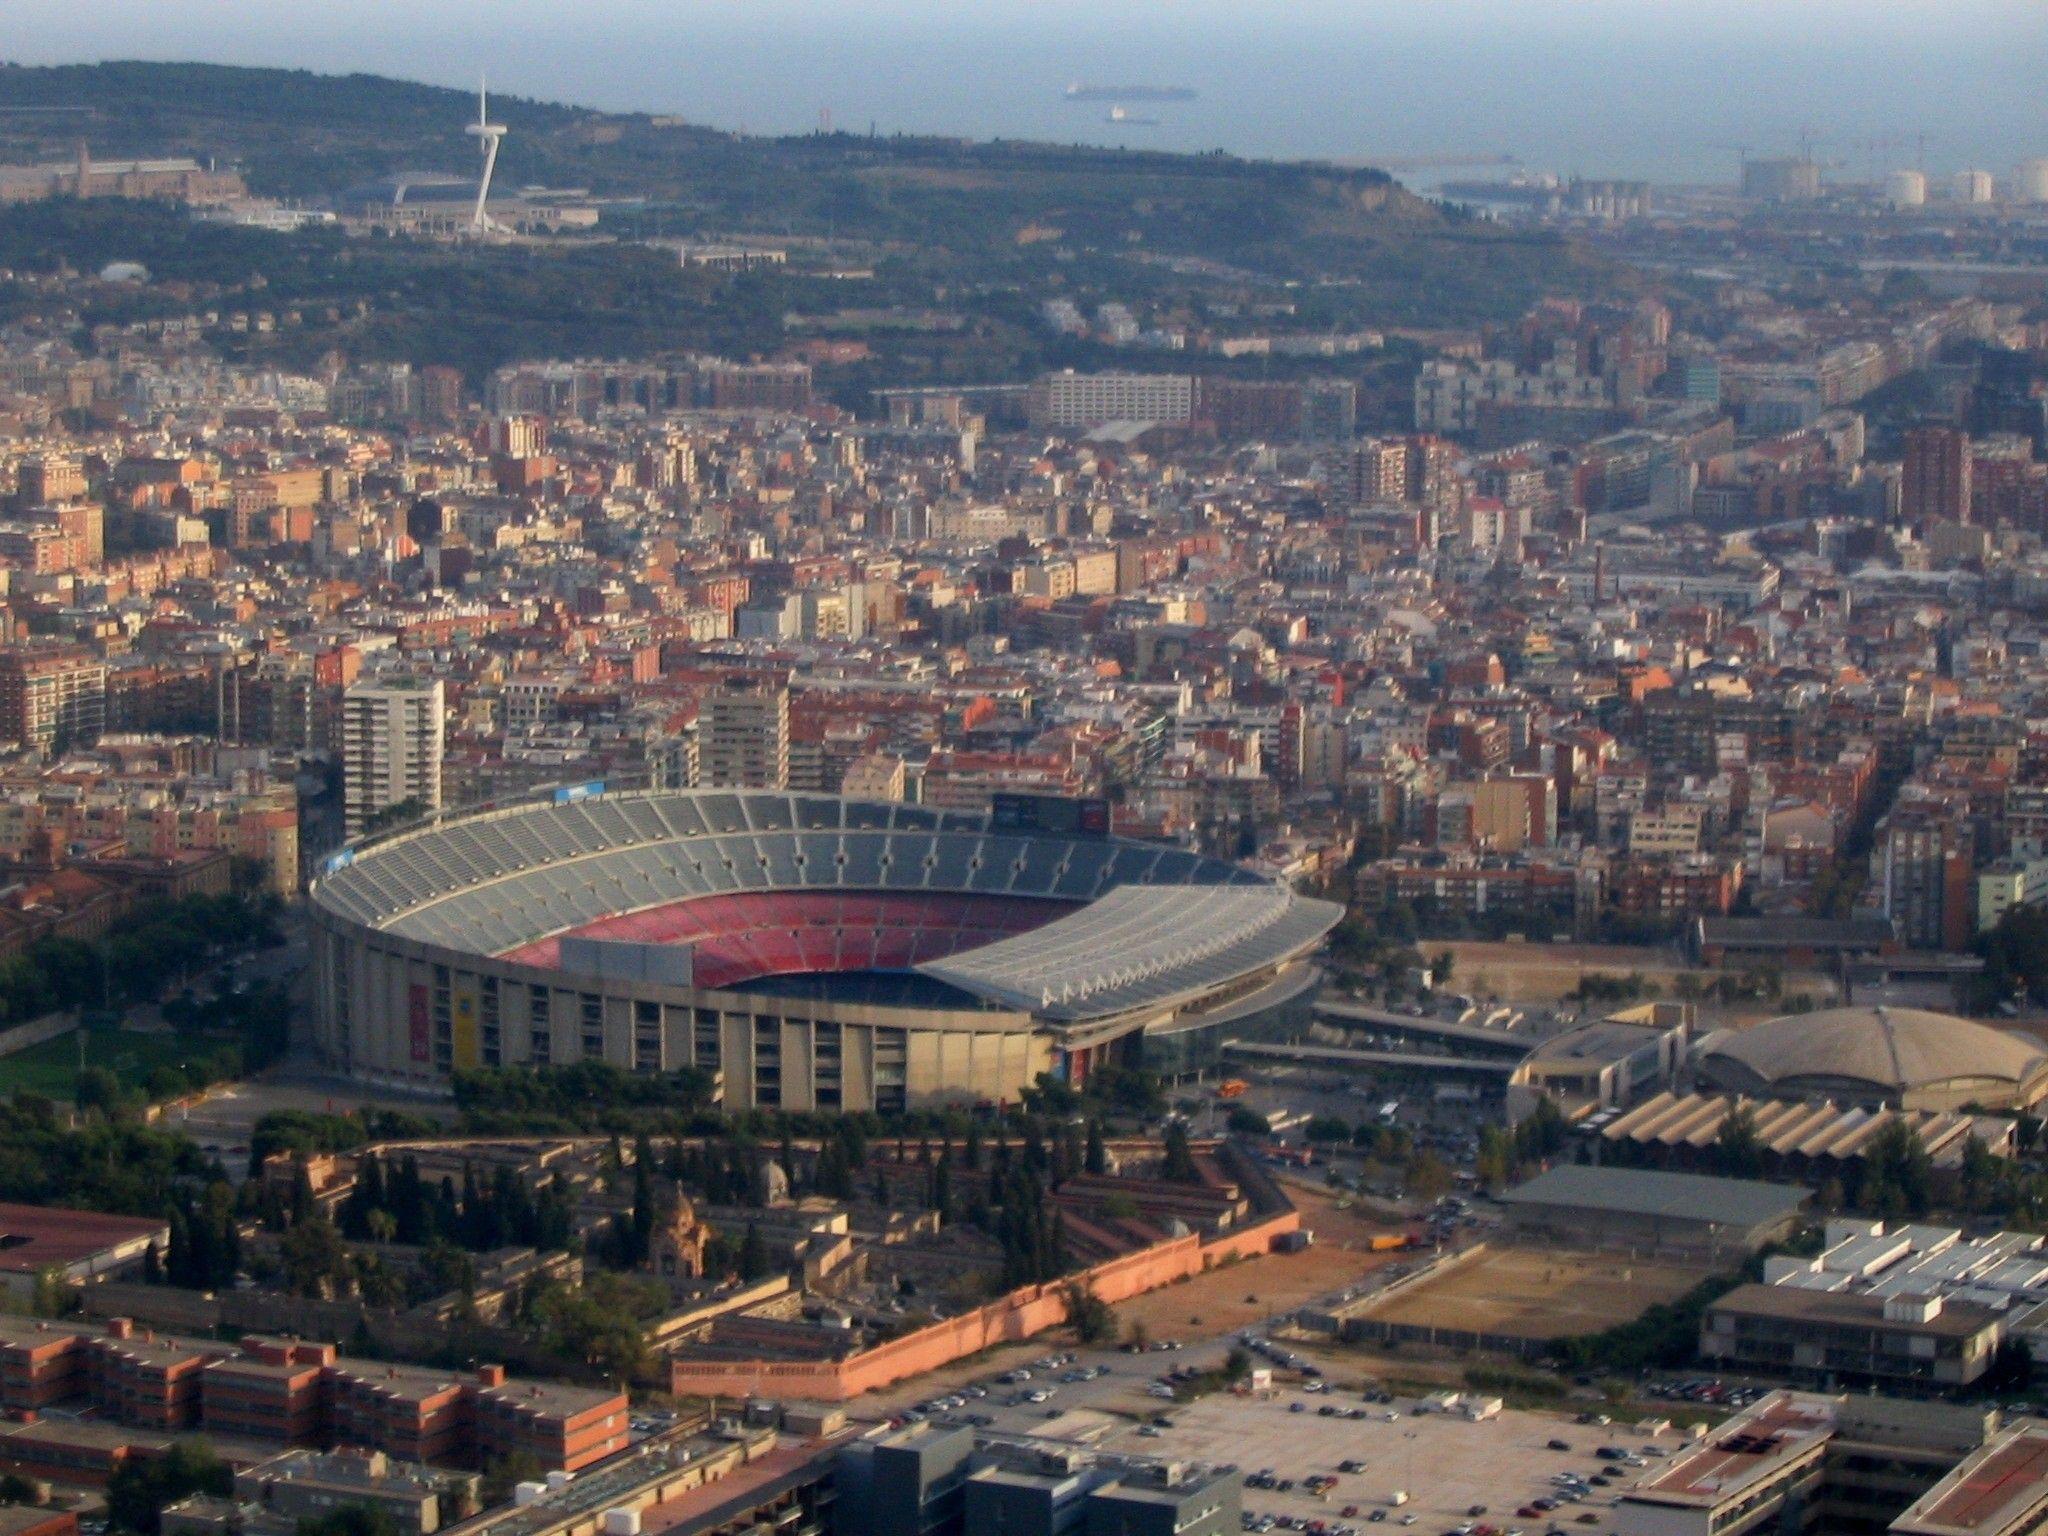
xmin=838 ymin=1427 xmax=1239 ymax=1536
xmin=1504 ymin=1002 xmax=1690 ymax=1119
xmin=1495 ymin=1165 xmax=1809 ymax=1259
xmin=1614 ymin=1392 xmax=2023 ymax=1536
xmin=1715 ymin=1217 xmax=2048 ymax=1382
xmin=1593 ymin=1092 xmax=2015 ymax=1185
xmin=1699 ymin=1286 xmax=2004 ymax=1393
xmin=161 ymin=1448 xmax=480 ymax=1536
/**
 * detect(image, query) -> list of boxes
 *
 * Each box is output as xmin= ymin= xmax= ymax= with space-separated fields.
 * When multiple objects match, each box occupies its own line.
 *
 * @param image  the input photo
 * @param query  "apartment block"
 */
xmin=472 ymin=1370 xmax=630 ymax=1474
xmin=342 ymin=677 xmax=446 ymax=838
xmin=0 ymin=646 xmax=108 ymax=752
xmin=700 ymin=678 xmax=790 ymax=790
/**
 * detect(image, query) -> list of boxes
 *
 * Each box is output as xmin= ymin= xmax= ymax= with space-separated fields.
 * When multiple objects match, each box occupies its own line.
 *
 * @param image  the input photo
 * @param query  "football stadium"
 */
xmin=308 ymin=787 xmax=1341 ymax=1108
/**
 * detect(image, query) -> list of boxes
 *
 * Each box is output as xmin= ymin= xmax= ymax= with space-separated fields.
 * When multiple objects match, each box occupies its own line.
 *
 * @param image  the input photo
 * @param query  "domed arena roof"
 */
xmin=1695 ymin=1005 xmax=2048 ymax=1112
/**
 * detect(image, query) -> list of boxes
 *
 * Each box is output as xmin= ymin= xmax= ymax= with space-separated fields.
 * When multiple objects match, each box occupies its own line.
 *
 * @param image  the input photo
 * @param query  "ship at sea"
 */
xmin=1064 ymin=83 xmax=1196 ymax=102
xmin=1106 ymin=106 xmax=1161 ymax=126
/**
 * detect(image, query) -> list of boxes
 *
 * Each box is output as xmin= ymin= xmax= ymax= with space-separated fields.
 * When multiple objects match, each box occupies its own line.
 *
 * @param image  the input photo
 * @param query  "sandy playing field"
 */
xmin=1441 ymin=939 xmax=1834 ymax=1017
xmin=1361 ymin=1244 xmax=1699 ymax=1341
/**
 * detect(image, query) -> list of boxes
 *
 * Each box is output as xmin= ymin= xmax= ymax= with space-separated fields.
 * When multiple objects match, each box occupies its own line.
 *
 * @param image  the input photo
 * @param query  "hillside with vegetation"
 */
xmin=0 ymin=62 xmax=1623 ymax=395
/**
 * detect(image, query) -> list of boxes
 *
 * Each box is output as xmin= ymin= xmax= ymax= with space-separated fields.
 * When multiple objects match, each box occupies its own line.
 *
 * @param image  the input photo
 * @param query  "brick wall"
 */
xmin=669 ymin=1209 xmax=1301 ymax=1402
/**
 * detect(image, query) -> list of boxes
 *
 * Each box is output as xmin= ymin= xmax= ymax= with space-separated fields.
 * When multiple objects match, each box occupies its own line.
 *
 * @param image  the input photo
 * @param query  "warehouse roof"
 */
xmin=0 ymin=1201 xmax=166 ymax=1277
xmin=1498 ymin=1165 xmax=1810 ymax=1230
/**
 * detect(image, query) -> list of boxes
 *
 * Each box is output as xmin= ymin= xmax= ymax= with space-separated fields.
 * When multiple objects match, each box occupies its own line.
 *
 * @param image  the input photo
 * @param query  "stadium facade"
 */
xmin=308 ymin=788 xmax=1340 ymax=1108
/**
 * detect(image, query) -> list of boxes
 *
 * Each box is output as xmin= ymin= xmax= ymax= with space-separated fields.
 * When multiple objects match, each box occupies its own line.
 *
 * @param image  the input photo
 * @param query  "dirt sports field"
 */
xmin=1361 ymin=1245 xmax=1699 ymax=1341
xmin=1442 ymin=939 xmax=1833 ymax=1012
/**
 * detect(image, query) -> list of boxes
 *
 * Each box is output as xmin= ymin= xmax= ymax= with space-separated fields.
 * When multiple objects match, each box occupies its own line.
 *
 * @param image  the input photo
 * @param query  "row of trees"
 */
xmin=0 ymin=888 xmax=281 ymax=1027
xmin=337 ymin=1153 xmax=578 ymax=1253
xmin=991 ymin=1160 xmax=1069 ymax=1289
xmin=1474 ymin=1098 xmax=1570 ymax=1191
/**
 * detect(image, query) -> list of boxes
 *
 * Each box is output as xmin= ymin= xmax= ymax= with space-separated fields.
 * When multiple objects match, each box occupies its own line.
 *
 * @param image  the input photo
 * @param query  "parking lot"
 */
xmin=1086 ymin=1384 xmax=1690 ymax=1536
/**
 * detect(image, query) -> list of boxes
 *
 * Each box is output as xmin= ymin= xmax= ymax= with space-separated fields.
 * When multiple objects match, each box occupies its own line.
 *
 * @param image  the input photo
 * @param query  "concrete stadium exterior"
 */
xmin=308 ymin=788 xmax=1340 ymax=1108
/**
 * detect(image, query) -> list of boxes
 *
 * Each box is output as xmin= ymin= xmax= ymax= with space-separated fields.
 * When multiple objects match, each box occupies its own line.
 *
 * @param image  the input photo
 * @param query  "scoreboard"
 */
xmin=989 ymin=792 xmax=1111 ymax=838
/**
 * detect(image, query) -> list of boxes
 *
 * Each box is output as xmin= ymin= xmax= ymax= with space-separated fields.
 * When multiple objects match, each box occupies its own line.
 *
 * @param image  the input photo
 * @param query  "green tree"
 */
xmin=480 ymin=1451 xmax=545 ymax=1510
xmin=1160 ymin=1120 xmax=1200 ymax=1182
xmin=29 ymin=1267 xmax=69 ymax=1318
xmin=107 ymin=1440 xmax=230 ymax=1535
xmin=1062 ymin=1280 xmax=1115 ymax=1345
xmin=75 ymin=1065 xmax=124 ymax=1116
xmin=1961 ymin=1134 xmax=2002 ymax=1214
xmin=1404 ymin=1151 xmax=1452 ymax=1203
xmin=1860 ymin=1117 xmax=1934 ymax=1218
xmin=1225 ymin=1106 xmax=1270 ymax=1137
xmin=1083 ymin=1120 xmax=1108 ymax=1176
xmin=279 ymin=1217 xmax=352 ymax=1299
xmin=738 ymin=1221 xmax=770 ymax=1281
xmin=1475 ymin=1126 xmax=1512 ymax=1193
xmin=1714 ymin=1102 xmax=1764 ymax=1179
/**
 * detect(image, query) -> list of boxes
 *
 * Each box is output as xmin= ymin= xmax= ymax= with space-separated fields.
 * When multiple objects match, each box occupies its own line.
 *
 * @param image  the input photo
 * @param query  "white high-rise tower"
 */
xmin=342 ymin=677 xmax=445 ymax=837
xmin=466 ymin=79 xmax=506 ymax=234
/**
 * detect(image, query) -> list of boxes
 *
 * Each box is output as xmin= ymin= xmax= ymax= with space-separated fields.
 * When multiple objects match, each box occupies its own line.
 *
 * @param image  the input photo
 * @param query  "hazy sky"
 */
xmin=6 ymin=1 xmax=2044 ymax=182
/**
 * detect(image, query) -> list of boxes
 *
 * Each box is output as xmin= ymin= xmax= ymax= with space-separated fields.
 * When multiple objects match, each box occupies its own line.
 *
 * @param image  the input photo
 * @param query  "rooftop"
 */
xmin=1625 ymin=1392 xmax=1837 ymax=1509
xmin=1709 ymin=1282 xmax=2001 ymax=1339
xmin=917 ymin=883 xmax=1340 ymax=1019
xmin=1497 ymin=1165 xmax=1810 ymax=1230
xmin=1698 ymin=1007 xmax=2048 ymax=1101
xmin=0 ymin=1202 xmax=167 ymax=1274
xmin=1893 ymin=1423 xmax=2048 ymax=1536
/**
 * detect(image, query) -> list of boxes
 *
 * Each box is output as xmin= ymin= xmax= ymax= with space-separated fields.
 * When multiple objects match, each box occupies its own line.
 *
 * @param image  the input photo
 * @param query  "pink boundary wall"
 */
xmin=670 ymin=1208 xmax=1302 ymax=1402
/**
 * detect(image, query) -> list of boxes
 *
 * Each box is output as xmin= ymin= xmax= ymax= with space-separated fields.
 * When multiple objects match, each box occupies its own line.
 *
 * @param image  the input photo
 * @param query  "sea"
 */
xmin=11 ymin=0 xmax=2048 ymax=187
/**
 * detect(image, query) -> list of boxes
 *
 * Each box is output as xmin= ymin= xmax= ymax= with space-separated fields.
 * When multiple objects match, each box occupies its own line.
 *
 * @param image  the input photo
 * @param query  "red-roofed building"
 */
xmin=0 ymin=1203 xmax=167 ymax=1297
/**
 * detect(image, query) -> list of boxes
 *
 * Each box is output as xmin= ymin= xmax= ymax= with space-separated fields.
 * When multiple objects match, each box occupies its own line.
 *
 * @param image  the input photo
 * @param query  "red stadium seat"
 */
xmin=504 ymin=890 xmax=1082 ymax=987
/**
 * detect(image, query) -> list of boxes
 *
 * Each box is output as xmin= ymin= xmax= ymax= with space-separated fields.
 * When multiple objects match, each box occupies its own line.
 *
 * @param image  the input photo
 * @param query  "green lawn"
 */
xmin=0 ymin=1027 xmax=212 ymax=1100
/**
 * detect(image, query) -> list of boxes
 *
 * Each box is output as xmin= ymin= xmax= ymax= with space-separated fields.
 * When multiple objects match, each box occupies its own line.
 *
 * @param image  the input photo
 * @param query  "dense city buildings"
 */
xmin=5 ymin=47 xmax=2048 ymax=1536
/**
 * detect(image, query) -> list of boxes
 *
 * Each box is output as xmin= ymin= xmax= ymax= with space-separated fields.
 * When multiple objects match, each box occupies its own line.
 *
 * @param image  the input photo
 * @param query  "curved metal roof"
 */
xmin=1699 ymin=1006 xmax=2048 ymax=1095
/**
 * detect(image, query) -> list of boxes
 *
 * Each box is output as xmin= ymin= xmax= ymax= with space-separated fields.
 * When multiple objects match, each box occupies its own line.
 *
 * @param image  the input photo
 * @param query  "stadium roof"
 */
xmin=917 ymin=884 xmax=1340 ymax=1020
xmin=310 ymin=790 xmax=1335 ymax=1022
xmin=1498 ymin=1165 xmax=1810 ymax=1231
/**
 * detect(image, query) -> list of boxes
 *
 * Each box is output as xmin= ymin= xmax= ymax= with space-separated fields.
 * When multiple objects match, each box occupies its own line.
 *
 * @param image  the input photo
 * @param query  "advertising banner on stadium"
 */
xmin=408 ymin=983 xmax=429 ymax=1063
